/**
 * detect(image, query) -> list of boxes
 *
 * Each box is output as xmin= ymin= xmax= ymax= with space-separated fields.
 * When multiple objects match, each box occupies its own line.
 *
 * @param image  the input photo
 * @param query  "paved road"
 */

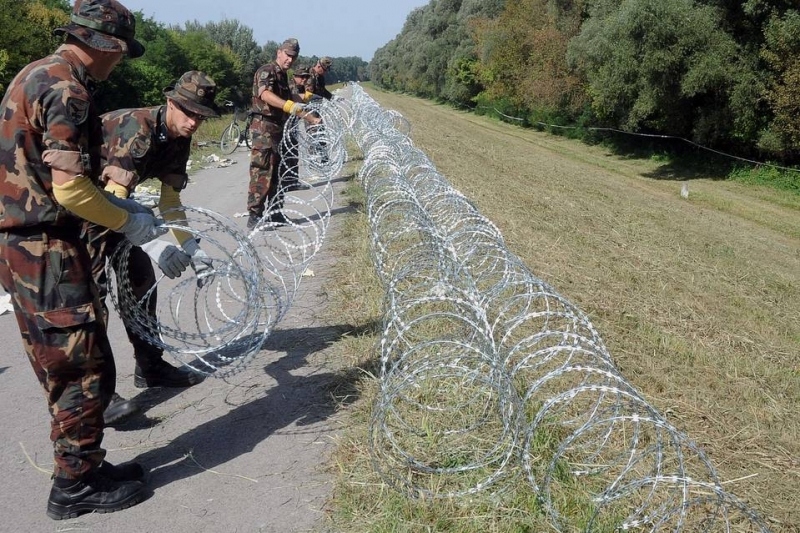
xmin=0 ymin=146 xmax=350 ymax=532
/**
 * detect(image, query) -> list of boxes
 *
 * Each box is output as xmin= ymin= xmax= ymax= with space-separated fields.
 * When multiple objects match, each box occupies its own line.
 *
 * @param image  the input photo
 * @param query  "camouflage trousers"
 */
xmin=247 ymin=118 xmax=285 ymax=217
xmin=82 ymin=223 xmax=162 ymax=362
xmin=0 ymin=227 xmax=115 ymax=480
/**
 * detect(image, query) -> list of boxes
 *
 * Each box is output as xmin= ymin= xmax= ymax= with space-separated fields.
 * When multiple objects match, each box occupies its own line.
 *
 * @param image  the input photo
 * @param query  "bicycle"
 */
xmin=219 ymin=101 xmax=254 ymax=154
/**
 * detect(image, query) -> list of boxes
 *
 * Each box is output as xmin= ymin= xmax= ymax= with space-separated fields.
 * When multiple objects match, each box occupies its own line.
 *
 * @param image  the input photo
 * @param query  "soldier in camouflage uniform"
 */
xmin=247 ymin=38 xmax=320 ymax=230
xmin=304 ymin=57 xmax=334 ymax=164
xmin=306 ymin=56 xmax=334 ymax=101
xmin=85 ymin=71 xmax=220 ymax=426
xmin=282 ymin=66 xmax=313 ymax=191
xmin=0 ymin=0 xmax=162 ymax=519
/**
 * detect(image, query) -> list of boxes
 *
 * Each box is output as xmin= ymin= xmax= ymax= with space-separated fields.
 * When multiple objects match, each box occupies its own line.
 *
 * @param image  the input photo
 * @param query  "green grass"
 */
xmin=320 ymin=88 xmax=800 ymax=531
xmin=729 ymin=163 xmax=800 ymax=194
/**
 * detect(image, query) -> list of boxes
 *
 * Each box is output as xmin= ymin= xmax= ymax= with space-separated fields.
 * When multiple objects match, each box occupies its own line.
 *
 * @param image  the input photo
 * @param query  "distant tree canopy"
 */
xmin=4 ymin=0 xmax=796 ymax=162
xmin=0 ymin=2 xmax=367 ymax=112
xmin=370 ymin=0 xmax=800 ymax=163
xmin=0 ymin=0 xmax=69 ymax=92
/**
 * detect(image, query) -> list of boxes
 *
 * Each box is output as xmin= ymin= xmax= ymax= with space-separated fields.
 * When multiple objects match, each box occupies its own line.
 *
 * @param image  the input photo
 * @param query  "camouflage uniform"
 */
xmin=303 ymin=58 xmax=333 ymax=164
xmin=305 ymin=57 xmax=333 ymax=101
xmin=283 ymin=67 xmax=311 ymax=187
xmin=289 ymin=66 xmax=310 ymax=102
xmin=86 ymin=71 xmax=217 ymax=394
xmin=0 ymin=46 xmax=117 ymax=480
xmin=248 ymin=44 xmax=296 ymax=220
xmin=83 ymin=105 xmax=192 ymax=364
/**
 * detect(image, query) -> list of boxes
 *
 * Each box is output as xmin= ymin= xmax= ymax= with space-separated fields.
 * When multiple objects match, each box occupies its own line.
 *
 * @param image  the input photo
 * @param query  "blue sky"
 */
xmin=123 ymin=0 xmax=429 ymax=61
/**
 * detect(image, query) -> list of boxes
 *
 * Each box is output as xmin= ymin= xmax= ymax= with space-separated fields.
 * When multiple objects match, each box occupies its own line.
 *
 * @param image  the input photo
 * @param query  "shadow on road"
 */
xmin=124 ymin=320 xmax=378 ymax=490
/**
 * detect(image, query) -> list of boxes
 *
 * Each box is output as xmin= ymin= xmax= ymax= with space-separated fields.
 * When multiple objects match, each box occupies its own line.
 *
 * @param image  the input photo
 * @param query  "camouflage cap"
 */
xmin=278 ymin=38 xmax=300 ymax=57
xmin=292 ymin=66 xmax=310 ymax=78
xmin=164 ymin=70 xmax=220 ymax=118
xmin=318 ymin=56 xmax=333 ymax=69
xmin=53 ymin=0 xmax=144 ymax=58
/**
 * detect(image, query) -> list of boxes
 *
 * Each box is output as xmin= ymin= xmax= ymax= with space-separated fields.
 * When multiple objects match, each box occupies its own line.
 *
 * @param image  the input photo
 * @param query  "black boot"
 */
xmin=266 ymin=211 xmax=290 ymax=226
xmin=46 ymin=471 xmax=145 ymax=520
xmin=134 ymin=357 xmax=204 ymax=389
xmin=285 ymin=181 xmax=311 ymax=191
xmin=247 ymin=212 xmax=262 ymax=230
xmin=103 ymin=393 xmax=140 ymax=425
xmin=97 ymin=460 xmax=146 ymax=482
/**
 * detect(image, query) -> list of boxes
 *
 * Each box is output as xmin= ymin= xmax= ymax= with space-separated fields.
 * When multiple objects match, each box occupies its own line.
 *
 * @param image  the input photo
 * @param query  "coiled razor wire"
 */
xmin=338 ymin=83 xmax=771 ymax=531
xmin=108 ymin=97 xmax=349 ymax=376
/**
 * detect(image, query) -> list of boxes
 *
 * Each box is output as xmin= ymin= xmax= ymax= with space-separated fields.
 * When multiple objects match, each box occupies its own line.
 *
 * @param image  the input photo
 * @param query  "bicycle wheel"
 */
xmin=220 ymin=123 xmax=241 ymax=154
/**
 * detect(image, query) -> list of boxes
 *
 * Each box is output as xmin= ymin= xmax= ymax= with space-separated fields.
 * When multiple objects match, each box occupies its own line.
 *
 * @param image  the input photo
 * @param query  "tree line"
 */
xmin=0 ymin=0 xmax=368 ymax=113
xmin=370 ymin=0 xmax=799 ymax=165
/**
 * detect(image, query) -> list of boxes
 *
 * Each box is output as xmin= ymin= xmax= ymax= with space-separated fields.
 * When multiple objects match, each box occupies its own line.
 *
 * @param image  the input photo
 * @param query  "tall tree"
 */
xmin=473 ymin=0 xmax=587 ymax=117
xmin=568 ymin=0 xmax=745 ymax=146
xmin=759 ymin=9 xmax=800 ymax=157
xmin=0 ymin=0 xmax=69 ymax=93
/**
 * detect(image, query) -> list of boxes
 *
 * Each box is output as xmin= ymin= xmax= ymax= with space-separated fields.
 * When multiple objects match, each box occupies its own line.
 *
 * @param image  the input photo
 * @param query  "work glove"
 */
xmin=181 ymin=237 xmax=215 ymax=288
xmin=117 ymin=212 xmax=166 ymax=246
xmin=104 ymin=193 xmax=154 ymax=216
xmin=140 ymin=239 xmax=191 ymax=279
xmin=282 ymin=100 xmax=306 ymax=116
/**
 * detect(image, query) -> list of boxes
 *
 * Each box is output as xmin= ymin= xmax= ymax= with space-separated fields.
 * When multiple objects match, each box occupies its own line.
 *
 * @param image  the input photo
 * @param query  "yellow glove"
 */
xmin=52 ymin=175 xmax=128 ymax=230
xmin=104 ymin=180 xmax=130 ymax=199
xmin=158 ymin=182 xmax=193 ymax=244
xmin=282 ymin=100 xmax=306 ymax=115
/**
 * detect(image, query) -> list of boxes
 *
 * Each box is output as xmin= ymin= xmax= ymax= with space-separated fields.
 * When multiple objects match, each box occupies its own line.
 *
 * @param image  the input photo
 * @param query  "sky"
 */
xmin=123 ymin=0 xmax=430 ymax=61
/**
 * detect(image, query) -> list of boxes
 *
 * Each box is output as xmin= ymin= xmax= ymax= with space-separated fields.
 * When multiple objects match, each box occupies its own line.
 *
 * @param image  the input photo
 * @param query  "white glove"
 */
xmin=140 ymin=239 xmax=191 ymax=279
xmin=181 ymin=237 xmax=215 ymax=287
xmin=104 ymin=192 xmax=153 ymax=215
xmin=117 ymin=212 xmax=166 ymax=246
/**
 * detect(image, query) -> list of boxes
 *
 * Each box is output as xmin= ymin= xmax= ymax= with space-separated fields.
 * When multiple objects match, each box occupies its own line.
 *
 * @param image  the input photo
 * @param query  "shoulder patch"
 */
xmin=259 ymin=71 xmax=268 ymax=80
xmin=66 ymin=98 xmax=89 ymax=125
xmin=130 ymin=136 xmax=151 ymax=159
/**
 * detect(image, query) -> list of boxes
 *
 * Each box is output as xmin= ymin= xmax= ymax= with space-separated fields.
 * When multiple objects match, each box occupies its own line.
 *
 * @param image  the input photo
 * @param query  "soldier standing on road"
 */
xmin=305 ymin=56 xmax=334 ymax=101
xmin=302 ymin=57 xmax=334 ymax=165
xmin=86 ymin=71 xmax=221 ymax=425
xmin=247 ymin=38 xmax=320 ymax=230
xmin=0 ymin=0 xmax=162 ymax=519
xmin=282 ymin=65 xmax=313 ymax=191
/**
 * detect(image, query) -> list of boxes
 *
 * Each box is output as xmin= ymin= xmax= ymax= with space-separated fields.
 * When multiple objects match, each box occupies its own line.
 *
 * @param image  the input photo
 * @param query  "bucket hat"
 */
xmin=163 ymin=71 xmax=220 ymax=118
xmin=53 ymin=0 xmax=144 ymax=58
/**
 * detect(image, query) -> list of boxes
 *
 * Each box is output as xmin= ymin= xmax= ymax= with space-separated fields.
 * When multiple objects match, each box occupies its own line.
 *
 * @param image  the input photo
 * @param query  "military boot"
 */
xmin=134 ymin=356 xmax=203 ymax=389
xmin=46 ymin=471 xmax=145 ymax=520
xmin=97 ymin=460 xmax=146 ymax=482
xmin=266 ymin=211 xmax=290 ymax=226
xmin=103 ymin=393 xmax=140 ymax=425
xmin=247 ymin=212 xmax=262 ymax=230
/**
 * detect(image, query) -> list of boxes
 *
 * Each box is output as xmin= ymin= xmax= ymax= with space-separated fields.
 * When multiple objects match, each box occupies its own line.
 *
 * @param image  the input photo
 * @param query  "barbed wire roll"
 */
xmin=370 ymin=355 xmax=520 ymax=499
xmin=340 ymin=83 xmax=772 ymax=531
xmin=108 ymin=206 xmax=267 ymax=376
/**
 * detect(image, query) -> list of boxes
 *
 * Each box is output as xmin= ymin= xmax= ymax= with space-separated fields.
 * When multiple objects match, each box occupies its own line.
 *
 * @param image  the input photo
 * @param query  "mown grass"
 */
xmin=320 ymin=87 xmax=800 ymax=532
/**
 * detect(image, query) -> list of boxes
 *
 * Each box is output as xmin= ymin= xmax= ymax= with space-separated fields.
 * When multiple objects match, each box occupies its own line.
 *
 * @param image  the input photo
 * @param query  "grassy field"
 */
xmin=318 ymin=86 xmax=800 ymax=532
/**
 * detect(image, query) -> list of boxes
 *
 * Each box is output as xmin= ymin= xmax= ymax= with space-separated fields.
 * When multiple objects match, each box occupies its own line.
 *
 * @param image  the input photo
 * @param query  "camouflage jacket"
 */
xmin=305 ymin=71 xmax=332 ymax=100
xmin=101 ymin=105 xmax=190 ymax=192
xmin=251 ymin=61 xmax=291 ymax=124
xmin=0 ymin=46 xmax=103 ymax=230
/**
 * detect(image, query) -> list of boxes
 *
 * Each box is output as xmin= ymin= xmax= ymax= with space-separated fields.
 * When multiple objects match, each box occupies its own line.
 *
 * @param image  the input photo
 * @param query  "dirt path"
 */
xmin=0 ymin=146 xmax=350 ymax=532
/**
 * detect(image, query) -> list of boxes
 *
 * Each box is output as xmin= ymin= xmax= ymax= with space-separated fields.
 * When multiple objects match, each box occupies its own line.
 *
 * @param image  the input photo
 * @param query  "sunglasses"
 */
xmin=174 ymin=101 xmax=207 ymax=122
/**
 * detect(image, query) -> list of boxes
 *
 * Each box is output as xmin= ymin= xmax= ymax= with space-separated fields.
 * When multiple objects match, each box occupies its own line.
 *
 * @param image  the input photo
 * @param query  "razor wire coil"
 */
xmin=339 ymin=83 xmax=771 ymax=531
xmin=109 ymin=97 xmax=348 ymax=377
